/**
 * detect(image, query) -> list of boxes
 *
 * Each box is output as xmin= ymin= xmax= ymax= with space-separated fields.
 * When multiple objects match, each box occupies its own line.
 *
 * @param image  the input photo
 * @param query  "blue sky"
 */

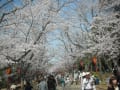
xmin=46 ymin=0 xmax=96 ymax=63
xmin=0 ymin=0 xmax=22 ymax=11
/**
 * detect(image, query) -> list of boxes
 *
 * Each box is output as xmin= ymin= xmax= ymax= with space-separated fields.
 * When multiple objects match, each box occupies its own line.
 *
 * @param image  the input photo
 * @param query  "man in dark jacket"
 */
xmin=25 ymin=81 xmax=33 ymax=90
xmin=47 ymin=75 xmax=57 ymax=90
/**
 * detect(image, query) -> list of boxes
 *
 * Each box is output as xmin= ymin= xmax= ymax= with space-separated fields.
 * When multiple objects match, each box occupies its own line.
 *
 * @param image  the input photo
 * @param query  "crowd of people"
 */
xmin=8 ymin=70 xmax=120 ymax=90
xmin=9 ymin=71 xmax=98 ymax=90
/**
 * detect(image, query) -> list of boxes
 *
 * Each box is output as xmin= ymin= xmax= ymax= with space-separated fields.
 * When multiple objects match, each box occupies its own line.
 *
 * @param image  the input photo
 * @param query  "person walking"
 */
xmin=80 ymin=72 xmax=87 ymax=90
xmin=47 ymin=75 xmax=57 ymax=90
xmin=25 ymin=81 xmax=33 ymax=90
xmin=10 ymin=83 xmax=17 ymax=90
xmin=74 ymin=71 xmax=79 ymax=85
xmin=82 ymin=72 xmax=96 ymax=90
xmin=107 ymin=76 xmax=120 ymax=90
xmin=38 ymin=77 xmax=48 ymax=90
xmin=60 ymin=75 xmax=65 ymax=90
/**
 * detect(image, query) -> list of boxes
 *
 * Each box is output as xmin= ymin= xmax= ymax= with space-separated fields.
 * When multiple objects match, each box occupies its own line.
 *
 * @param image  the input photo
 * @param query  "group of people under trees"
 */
xmin=38 ymin=75 xmax=57 ymax=90
xmin=80 ymin=69 xmax=120 ymax=90
xmin=24 ymin=74 xmax=57 ymax=90
xmin=15 ymin=72 xmax=95 ymax=90
xmin=9 ymin=68 xmax=120 ymax=90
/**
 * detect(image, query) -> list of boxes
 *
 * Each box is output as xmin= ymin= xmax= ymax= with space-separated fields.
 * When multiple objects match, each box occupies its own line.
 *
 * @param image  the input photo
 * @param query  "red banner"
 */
xmin=92 ymin=57 xmax=97 ymax=65
xmin=6 ymin=68 xmax=11 ymax=75
xmin=80 ymin=60 xmax=84 ymax=66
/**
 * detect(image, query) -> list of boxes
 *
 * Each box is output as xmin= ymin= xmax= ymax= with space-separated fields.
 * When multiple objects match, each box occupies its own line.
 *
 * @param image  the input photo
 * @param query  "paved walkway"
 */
xmin=1 ymin=83 xmax=107 ymax=90
xmin=57 ymin=84 xmax=107 ymax=90
xmin=57 ymin=85 xmax=79 ymax=90
xmin=57 ymin=85 xmax=80 ymax=90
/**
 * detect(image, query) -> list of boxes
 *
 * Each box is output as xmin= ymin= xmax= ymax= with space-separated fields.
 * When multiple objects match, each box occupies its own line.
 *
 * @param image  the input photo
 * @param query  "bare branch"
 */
xmin=34 ymin=20 xmax=50 ymax=44
xmin=0 ymin=4 xmax=27 ymax=24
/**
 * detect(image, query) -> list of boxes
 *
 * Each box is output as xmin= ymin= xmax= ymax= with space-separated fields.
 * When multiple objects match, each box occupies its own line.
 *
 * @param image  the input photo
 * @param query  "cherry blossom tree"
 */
xmin=89 ymin=0 xmax=120 ymax=71
xmin=0 ymin=0 xmax=77 ymax=73
xmin=53 ymin=0 xmax=120 ymax=72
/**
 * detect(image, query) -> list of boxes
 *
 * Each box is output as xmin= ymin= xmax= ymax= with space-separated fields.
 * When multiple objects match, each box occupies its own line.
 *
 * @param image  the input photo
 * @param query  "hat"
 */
xmin=10 ymin=85 xmax=16 ymax=89
xmin=81 ymin=72 xmax=87 ymax=77
xmin=86 ymin=72 xmax=90 ymax=75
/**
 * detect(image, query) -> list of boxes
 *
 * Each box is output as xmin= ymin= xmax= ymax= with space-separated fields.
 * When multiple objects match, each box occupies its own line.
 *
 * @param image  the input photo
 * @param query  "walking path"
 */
xmin=57 ymin=84 xmax=107 ymax=90
xmin=1 ymin=82 xmax=107 ymax=90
